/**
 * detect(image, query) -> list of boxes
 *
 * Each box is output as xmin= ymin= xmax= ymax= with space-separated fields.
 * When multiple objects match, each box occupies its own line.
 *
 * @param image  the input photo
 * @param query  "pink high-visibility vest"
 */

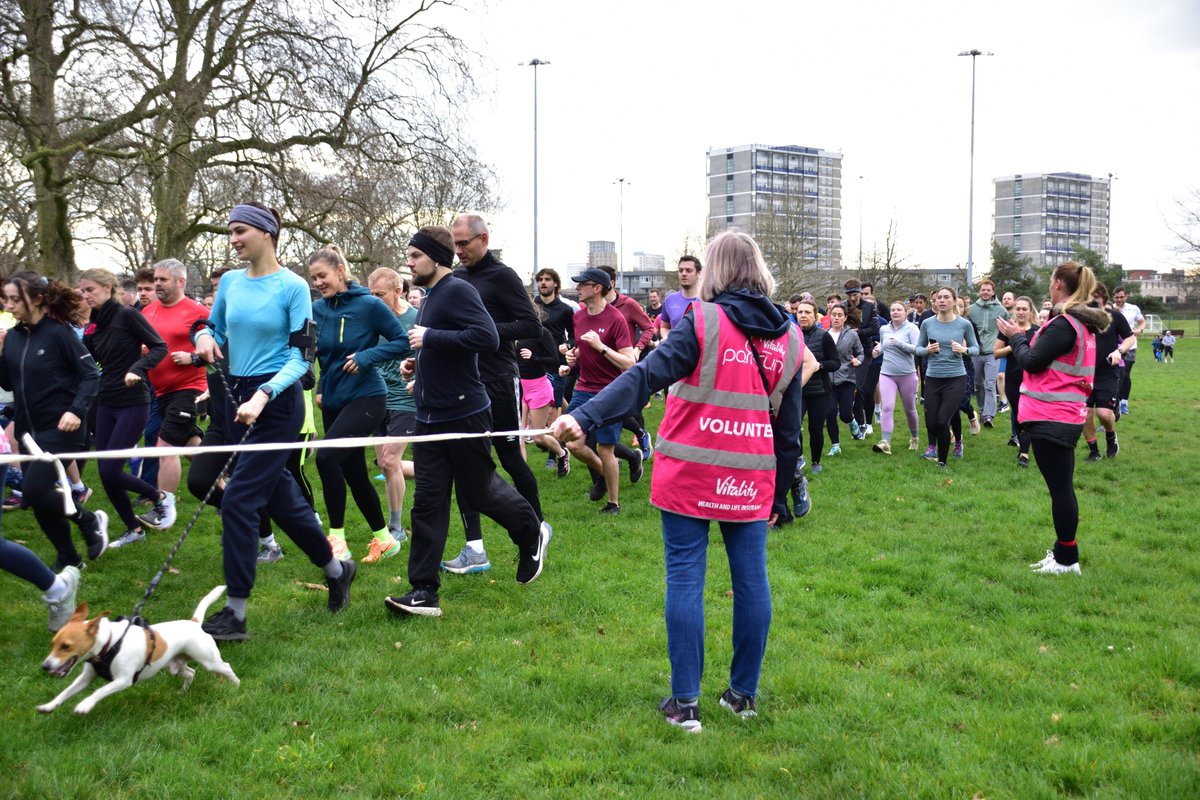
xmin=651 ymin=302 xmax=804 ymax=521
xmin=1019 ymin=312 xmax=1095 ymax=425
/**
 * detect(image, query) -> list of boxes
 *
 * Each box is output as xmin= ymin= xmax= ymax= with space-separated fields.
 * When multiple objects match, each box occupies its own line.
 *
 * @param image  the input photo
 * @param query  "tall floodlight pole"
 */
xmin=858 ymin=175 xmax=865 ymax=272
xmin=958 ymin=49 xmax=993 ymax=289
xmin=520 ymin=59 xmax=549 ymax=273
xmin=1107 ymin=172 xmax=1116 ymax=266
xmin=615 ymin=178 xmax=628 ymax=291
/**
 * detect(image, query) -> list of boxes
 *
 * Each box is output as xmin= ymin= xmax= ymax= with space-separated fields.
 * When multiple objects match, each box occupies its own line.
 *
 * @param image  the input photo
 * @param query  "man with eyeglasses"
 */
xmin=439 ymin=214 xmax=548 ymax=577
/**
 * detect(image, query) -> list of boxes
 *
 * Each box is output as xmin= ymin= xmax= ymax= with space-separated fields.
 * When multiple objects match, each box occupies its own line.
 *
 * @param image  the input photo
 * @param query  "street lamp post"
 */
xmin=858 ymin=174 xmax=864 ymax=272
xmin=520 ymin=59 xmax=549 ymax=273
xmin=615 ymin=177 xmax=629 ymax=292
xmin=958 ymin=48 xmax=993 ymax=289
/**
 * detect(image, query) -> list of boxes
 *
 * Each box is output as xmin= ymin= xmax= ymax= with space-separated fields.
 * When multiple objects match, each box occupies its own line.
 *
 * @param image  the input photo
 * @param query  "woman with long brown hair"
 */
xmin=0 ymin=271 xmax=108 ymax=569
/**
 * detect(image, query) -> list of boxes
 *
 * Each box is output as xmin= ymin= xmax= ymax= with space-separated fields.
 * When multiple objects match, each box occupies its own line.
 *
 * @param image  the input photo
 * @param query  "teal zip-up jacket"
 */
xmin=967 ymin=297 xmax=1009 ymax=353
xmin=312 ymin=282 xmax=408 ymax=410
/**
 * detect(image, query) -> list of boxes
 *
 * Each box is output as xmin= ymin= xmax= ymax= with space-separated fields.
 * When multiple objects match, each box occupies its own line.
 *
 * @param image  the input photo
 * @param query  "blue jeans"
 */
xmin=661 ymin=510 xmax=771 ymax=700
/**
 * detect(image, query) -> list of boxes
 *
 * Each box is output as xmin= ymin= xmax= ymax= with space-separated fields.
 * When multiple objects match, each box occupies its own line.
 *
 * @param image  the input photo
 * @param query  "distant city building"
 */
xmin=1125 ymin=268 xmax=1188 ymax=305
xmin=707 ymin=143 xmax=843 ymax=272
xmin=587 ymin=240 xmax=617 ymax=269
xmin=633 ymin=251 xmax=665 ymax=272
xmin=993 ymin=172 xmax=1111 ymax=268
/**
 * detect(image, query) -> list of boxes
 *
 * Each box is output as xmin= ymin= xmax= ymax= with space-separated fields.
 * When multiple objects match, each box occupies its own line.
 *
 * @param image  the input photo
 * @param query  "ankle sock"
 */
xmin=260 ymin=533 xmax=278 ymax=548
xmin=226 ymin=596 xmax=248 ymax=620
xmin=328 ymin=527 xmax=345 ymax=540
xmin=43 ymin=575 xmax=69 ymax=602
xmin=70 ymin=480 xmax=85 ymax=492
xmin=323 ymin=559 xmax=344 ymax=580
xmin=1087 ymin=439 xmax=1099 ymax=453
xmin=389 ymin=510 xmax=403 ymax=530
xmin=466 ymin=539 xmax=485 ymax=554
xmin=372 ymin=527 xmax=391 ymax=543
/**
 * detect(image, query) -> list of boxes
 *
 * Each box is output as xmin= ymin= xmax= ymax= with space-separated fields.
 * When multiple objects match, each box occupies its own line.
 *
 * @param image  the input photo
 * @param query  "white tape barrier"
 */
xmin=6 ymin=428 xmax=557 ymax=518
xmin=0 ymin=428 xmax=554 ymax=467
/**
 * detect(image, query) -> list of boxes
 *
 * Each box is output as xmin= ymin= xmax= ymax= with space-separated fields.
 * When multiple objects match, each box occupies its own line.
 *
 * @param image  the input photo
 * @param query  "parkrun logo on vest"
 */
xmin=721 ymin=340 xmax=785 ymax=373
xmin=715 ymin=475 xmax=758 ymax=502
xmin=699 ymin=417 xmax=773 ymax=437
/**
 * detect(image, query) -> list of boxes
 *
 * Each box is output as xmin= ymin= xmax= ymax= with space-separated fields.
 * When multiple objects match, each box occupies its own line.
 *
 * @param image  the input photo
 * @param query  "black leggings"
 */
xmin=800 ymin=393 xmax=829 ymax=464
xmin=317 ymin=396 xmax=387 ymax=531
xmin=18 ymin=429 xmax=99 ymax=565
xmin=1030 ymin=437 xmax=1079 ymax=563
xmin=924 ymin=375 xmax=967 ymax=462
xmin=825 ymin=382 xmax=856 ymax=445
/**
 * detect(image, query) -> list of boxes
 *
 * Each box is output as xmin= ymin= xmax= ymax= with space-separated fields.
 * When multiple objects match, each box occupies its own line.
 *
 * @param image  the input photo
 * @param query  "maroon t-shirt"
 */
xmin=572 ymin=302 xmax=633 ymax=394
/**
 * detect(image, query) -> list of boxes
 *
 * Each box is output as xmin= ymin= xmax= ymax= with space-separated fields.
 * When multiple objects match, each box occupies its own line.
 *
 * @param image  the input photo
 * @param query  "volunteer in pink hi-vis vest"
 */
xmin=552 ymin=231 xmax=818 ymax=733
xmin=998 ymin=261 xmax=1108 ymax=577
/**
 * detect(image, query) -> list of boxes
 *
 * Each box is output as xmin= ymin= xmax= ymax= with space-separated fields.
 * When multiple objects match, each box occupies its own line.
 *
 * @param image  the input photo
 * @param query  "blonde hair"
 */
xmin=698 ymin=230 xmax=775 ymax=301
xmin=367 ymin=267 xmax=403 ymax=293
xmin=78 ymin=269 xmax=117 ymax=291
xmin=1052 ymin=261 xmax=1096 ymax=317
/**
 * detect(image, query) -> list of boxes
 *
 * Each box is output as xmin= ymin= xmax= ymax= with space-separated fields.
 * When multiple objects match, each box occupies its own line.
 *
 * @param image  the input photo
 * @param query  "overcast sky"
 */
xmin=457 ymin=0 xmax=1200 ymax=281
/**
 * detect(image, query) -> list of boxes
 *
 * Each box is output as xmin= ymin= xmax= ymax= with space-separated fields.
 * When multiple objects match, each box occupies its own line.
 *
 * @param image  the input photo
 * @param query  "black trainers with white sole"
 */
xmin=516 ymin=522 xmax=551 ymax=585
xmin=385 ymin=589 xmax=442 ymax=617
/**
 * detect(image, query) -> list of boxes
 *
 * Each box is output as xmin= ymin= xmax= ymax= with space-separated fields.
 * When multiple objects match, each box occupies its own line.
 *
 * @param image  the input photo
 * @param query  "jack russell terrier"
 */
xmin=38 ymin=585 xmax=240 ymax=714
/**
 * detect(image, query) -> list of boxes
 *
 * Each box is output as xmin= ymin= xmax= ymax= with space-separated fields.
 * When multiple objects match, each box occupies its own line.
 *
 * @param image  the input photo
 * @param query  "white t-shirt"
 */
xmin=1116 ymin=302 xmax=1144 ymax=350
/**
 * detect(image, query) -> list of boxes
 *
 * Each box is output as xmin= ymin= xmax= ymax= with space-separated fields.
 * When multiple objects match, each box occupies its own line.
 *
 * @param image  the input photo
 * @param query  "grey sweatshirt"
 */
xmin=829 ymin=326 xmax=864 ymax=385
xmin=876 ymin=319 xmax=920 ymax=376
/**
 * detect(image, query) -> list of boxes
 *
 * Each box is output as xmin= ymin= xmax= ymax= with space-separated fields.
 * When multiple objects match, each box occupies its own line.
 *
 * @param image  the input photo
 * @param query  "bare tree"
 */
xmin=0 ymin=0 xmax=486 ymax=277
xmin=855 ymin=220 xmax=926 ymax=303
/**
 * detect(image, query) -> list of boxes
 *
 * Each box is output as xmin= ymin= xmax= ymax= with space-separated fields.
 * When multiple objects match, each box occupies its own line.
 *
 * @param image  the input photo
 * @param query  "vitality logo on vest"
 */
xmin=715 ymin=475 xmax=758 ymax=502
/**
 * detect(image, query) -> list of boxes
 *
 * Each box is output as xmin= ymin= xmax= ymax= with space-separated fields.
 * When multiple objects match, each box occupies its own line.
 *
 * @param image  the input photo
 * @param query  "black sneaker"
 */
xmin=628 ymin=449 xmax=644 ymax=484
xmin=555 ymin=451 xmax=570 ymax=479
xmin=1106 ymin=436 xmax=1119 ymax=459
xmin=1007 ymin=436 xmax=1019 ymax=447
xmin=719 ymin=688 xmax=758 ymax=719
xmin=1085 ymin=450 xmax=1101 ymax=462
xmin=982 ymin=416 xmax=994 ymax=429
xmin=326 ymin=559 xmax=356 ymax=613
xmin=203 ymin=606 xmax=249 ymax=641
xmin=84 ymin=510 xmax=109 ymax=561
xmin=587 ymin=481 xmax=606 ymax=502
xmin=1018 ymin=453 xmax=1030 ymax=468
xmin=659 ymin=697 xmax=702 ymax=733
xmin=516 ymin=521 xmax=551 ymax=585
xmin=599 ymin=501 xmax=621 ymax=515
xmin=384 ymin=588 xmax=442 ymax=617
xmin=715 ymin=690 xmax=753 ymax=719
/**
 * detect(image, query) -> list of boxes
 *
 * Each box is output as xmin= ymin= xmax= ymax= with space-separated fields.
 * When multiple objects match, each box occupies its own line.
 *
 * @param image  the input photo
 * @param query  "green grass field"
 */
xmin=1 ymin=343 xmax=1197 ymax=798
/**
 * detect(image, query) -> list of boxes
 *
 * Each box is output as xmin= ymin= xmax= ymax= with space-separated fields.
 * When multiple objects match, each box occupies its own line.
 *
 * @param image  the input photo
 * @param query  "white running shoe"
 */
xmin=1029 ymin=550 xmax=1056 ymax=569
xmin=1032 ymin=559 xmax=1082 ymax=576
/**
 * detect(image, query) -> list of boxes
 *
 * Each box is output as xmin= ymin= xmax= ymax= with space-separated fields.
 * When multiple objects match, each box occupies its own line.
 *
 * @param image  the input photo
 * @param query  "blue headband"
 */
xmin=229 ymin=204 xmax=279 ymax=236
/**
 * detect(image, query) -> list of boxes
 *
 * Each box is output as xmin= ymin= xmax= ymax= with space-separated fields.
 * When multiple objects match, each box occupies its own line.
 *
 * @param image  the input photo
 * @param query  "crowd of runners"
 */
xmin=0 ymin=211 xmax=1142 ymax=730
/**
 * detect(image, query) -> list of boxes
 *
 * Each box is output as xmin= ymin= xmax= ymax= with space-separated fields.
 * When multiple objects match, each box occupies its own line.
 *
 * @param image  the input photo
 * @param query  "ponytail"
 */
xmin=1052 ymin=261 xmax=1096 ymax=317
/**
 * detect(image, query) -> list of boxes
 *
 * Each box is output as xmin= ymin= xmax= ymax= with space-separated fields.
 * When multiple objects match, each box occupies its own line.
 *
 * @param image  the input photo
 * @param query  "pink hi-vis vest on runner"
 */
xmin=1018 ymin=312 xmax=1095 ymax=425
xmin=651 ymin=302 xmax=805 ymax=522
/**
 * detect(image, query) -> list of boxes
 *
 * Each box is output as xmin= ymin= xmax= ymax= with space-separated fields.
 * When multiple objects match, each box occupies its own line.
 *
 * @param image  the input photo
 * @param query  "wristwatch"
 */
xmin=258 ymin=384 xmax=275 ymax=399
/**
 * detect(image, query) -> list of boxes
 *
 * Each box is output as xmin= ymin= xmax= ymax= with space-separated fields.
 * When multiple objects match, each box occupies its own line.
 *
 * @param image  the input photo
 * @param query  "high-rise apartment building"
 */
xmin=993 ymin=172 xmax=1111 ymax=268
xmin=633 ymin=251 xmax=665 ymax=272
xmin=707 ymin=144 xmax=843 ymax=272
xmin=587 ymin=240 xmax=617 ymax=269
